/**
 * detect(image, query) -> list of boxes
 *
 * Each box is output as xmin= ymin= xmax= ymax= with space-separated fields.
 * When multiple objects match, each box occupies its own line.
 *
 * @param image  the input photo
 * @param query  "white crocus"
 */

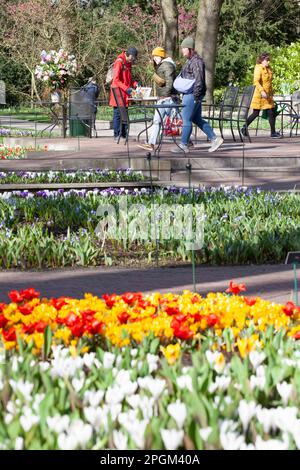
xmin=72 ymin=376 xmax=84 ymax=392
xmin=84 ymin=407 xmax=106 ymax=428
xmin=9 ymin=379 xmax=34 ymax=398
xmin=238 ymin=400 xmax=257 ymax=432
xmin=277 ymin=382 xmax=293 ymax=405
xmin=220 ymin=432 xmax=245 ymax=450
xmin=113 ymin=430 xmax=128 ymax=450
xmin=176 ymin=375 xmax=193 ymax=392
xmin=255 ymin=435 xmax=289 ymax=450
xmin=161 ymin=429 xmax=184 ymax=450
xmin=47 ymin=415 xmax=70 ymax=434
xmin=57 ymin=433 xmax=78 ymax=450
xmin=83 ymin=390 xmax=104 ymax=408
xmin=199 ymin=427 xmax=212 ymax=441
xmin=137 ymin=377 xmax=166 ymax=399
xmin=83 ymin=352 xmax=96 ymax=369
xmin=249 ymin=350 xmax=266 ymax=369
xmin=14 ymin=437 xmax=24 ymax=450
xmin=102 ymin=352 xmax=115 ymax=369
xmin=105 ymin=386 xmax=124 ymax=405
xmin=19 ymin=408 xmax=39 ymax=432
xmin=167 ymin=400 xmax=187 ymax=429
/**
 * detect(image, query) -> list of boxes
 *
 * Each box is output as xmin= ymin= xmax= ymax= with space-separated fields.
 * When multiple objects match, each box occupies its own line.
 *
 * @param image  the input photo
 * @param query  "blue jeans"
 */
xmin=181 ymin=93 xmax=216 ymax=145
xmin=113 ymin=107 xmax=127 ymax=138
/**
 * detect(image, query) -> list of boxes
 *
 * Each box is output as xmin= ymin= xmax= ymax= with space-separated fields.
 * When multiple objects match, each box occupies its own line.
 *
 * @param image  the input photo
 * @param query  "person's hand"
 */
xmin=261 ymin=91 xmax=268 ymax=99
xmin=127 ymin=88 xmax=133 ymax=95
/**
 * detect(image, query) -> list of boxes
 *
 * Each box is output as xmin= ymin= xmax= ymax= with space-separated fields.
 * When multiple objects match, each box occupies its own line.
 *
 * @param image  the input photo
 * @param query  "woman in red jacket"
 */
xmin=109 ymin=47 xmax=139 ymax=142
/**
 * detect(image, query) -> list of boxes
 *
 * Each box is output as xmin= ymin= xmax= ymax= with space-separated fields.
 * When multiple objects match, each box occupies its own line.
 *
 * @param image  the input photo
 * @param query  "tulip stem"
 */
xmin=293 ymin=263 xmax=298 ymax=306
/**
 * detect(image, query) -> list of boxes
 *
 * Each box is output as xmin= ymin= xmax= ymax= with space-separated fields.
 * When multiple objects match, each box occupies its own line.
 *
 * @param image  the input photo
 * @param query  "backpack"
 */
xmin=105 ymin=58 xmax=124 ymax=85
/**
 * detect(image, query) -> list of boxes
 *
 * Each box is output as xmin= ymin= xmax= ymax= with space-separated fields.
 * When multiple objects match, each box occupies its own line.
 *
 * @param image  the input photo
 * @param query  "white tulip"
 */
xmin=161 ymin=429 xmax=184 ymax=450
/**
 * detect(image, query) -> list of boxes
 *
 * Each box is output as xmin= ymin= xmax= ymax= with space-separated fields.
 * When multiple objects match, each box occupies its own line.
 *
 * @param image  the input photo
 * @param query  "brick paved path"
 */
xmin=0 ymin=264 xmax=295 ymax=304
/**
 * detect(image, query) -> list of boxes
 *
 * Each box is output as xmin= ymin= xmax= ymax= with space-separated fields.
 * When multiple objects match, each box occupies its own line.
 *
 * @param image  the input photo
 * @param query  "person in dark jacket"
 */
xmin=139 ymin=47 xmax=176 ymax=151
xmin=84 ymin=77 xmax=100 ymax=133
xmin=171 ymin=37 xmax=223 ymax=154
xmin=109 ymin=47 xmax=139 ymax=142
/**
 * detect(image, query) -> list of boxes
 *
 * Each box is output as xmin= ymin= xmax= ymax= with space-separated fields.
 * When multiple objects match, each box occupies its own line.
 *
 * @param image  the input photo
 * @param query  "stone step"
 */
xmin=170 ymin=155 xmax=300 ymax=170
xmin=171 ymin=166 xmax=300 ymax=180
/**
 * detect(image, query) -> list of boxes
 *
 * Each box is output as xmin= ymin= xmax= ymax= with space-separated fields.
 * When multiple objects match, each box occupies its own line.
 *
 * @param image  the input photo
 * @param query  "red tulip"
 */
xmin=22 ymin=323 xmax=36 ymax=334
xmin=244 ymin=297 xmax=257 ymax=307
xmin=294 ymin=331 xmax=300 ymax=340
xmin=121 ymin=292 xmax=142 ymax=306
xmin=70 ymin=321 xmax=84 ymax=337
xmin=171 ymin=319 xmax=193 ymax=341
xmin=0 ymin=303 xmax=6 ymax=313
xmin=165 ymin=305 xmax=180 ymax=316
xmin=20 ymin=288 xmax=40 ymax=301
xmin=19 ymin=304 xmax=34 ymax=316
xmin=207 ymin=314 xmax=219 ymax=327
xmin=35 ymin=321 xmax=47 ymax=333
xmin=118 ymin=312 xmax=131 ymax=325
xmin=81 ymin=309 xmax=96 ymax=322
xmin=65 ymin=313 xmax=79 ymax=327
xmin=283 ymin=301 xmax=300 ymax=317
xmin=2 ymin=327 xmax=16 ymax=342
xmin=226 ymin=281 xmax=246 ymax=295
xmin=50 ymin=297 xmax=70 ymax=310
xmin=0 ymin=314 xmax=8 ymax=328
xmin=102 ymin=294 xmax=117 ymax=308
xmin=8 ymin=290 xmax=24 ymax=303
xmin=88 ymin=319 xmax=104 ymax=335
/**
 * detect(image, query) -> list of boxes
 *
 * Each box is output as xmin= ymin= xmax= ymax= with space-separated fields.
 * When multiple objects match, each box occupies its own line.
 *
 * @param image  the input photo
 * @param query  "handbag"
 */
xmin=173 ymin=74 xmax=195 ymax=94
xmin=163 ymin=109 xmax=183 ymax=136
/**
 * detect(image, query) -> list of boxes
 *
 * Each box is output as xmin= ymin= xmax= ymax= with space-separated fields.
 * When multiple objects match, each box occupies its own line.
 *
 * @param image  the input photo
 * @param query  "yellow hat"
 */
xmin=152 ymin=47 xmax=166 ymax=58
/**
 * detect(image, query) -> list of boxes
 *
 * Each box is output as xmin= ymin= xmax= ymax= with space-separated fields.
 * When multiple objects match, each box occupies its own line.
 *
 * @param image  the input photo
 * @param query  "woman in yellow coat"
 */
xmin=242 ymin=52 xmax=281 ymax=138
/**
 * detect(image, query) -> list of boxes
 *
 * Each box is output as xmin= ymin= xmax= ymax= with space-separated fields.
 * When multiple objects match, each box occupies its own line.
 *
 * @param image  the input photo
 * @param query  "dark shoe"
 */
xmin=241 ymin=126 xmax=248 ymax=137
xmin=270 ymin=132 xmax=282 ymax=138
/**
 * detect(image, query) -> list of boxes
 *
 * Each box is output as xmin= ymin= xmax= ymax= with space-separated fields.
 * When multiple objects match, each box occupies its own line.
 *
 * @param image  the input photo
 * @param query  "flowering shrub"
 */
xmin=35 ymin=49 xmax=77 ymax=91
xmin=0 ymin=285 xmax=300 ymax=450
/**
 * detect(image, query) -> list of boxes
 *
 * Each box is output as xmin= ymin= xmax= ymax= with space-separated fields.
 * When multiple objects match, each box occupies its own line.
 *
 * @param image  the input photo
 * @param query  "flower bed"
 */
xmin=0 ymin=169 xmax=145 ymax=184
xmin=0 ymin=186 xmax=299 ymax=267
xmin=0 ymin=144 xmax=48 ymax=160
xmin=0 ymin=285 xmax=300 ymax=450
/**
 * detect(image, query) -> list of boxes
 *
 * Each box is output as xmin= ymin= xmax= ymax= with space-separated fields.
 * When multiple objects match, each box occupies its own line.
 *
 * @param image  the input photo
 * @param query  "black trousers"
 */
xmin=246 ymin=107 xmax=276 ymax=134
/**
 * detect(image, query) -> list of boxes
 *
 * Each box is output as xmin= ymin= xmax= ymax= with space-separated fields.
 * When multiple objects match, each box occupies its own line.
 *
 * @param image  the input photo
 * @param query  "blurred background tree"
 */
xmin=0 ymin=0 xmax=299 ymax=104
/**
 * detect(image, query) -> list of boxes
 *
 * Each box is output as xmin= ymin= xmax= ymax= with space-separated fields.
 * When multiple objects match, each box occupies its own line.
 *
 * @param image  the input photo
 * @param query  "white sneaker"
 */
xmin=171 ymin=143 xmax=190 ymax=154
xmin=208 ymin=137 xmax=224 ymax=153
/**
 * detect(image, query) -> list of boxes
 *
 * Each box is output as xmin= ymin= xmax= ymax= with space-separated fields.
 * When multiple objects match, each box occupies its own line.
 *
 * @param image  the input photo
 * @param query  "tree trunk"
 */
xmin=196 ymin=0 xmax=223 ymax=104
xmin=161 ymin=0 xmax=178 ymax=58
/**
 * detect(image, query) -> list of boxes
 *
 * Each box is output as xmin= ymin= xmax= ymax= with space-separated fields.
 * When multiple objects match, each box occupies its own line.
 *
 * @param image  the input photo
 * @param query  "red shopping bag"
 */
xmin=163 ymin=111 xmax=183 ymax=136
